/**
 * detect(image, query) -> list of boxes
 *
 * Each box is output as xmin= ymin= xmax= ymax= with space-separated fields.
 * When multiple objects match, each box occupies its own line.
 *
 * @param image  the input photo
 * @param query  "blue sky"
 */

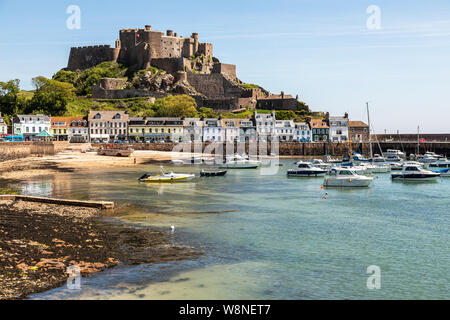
xmin=1 ymin=0 xmax=450 ymax=133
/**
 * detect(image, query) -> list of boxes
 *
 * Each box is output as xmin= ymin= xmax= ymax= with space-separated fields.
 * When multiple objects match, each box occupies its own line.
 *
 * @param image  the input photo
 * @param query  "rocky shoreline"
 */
xmin=0 ymin=200 xmax=200 ymax=300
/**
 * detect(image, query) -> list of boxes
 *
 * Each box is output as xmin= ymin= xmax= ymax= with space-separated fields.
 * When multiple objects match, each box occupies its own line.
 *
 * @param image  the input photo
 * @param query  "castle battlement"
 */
xmin=68 ymin=25 xmax=214 ymax=71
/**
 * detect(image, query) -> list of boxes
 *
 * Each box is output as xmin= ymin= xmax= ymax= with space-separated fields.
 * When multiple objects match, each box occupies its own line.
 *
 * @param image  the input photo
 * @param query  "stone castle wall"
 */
xmin=68 ymin=45 xmax=120 ymax=71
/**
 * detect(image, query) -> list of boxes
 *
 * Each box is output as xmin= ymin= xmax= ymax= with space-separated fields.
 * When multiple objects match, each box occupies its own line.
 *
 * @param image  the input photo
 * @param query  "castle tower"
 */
xmin=192 ymin=33 xmax=199 ymax=54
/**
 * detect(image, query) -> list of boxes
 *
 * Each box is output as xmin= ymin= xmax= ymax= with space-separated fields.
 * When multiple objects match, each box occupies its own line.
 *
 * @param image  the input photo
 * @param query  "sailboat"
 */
xmin=366 ymin=103 xmax=391 ymax=173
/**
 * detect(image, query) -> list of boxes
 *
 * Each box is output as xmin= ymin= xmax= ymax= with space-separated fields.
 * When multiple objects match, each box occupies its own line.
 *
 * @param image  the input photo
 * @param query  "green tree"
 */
xmin=153 ymin=95 xmax=198 ymax=118
xmin=0 ymin=79 xmax=25 ymax=116
xmin=53 ymin=69 xmax=78 ymax=86
xmin=276 ymin=110 xmax=297 ymax=120
xmin=198 ymin=107 xmax=218 ymax=118
xmin=29 ymin=76 xmax=76 ymax=116
xmin=75 ymin=62 xmax=127 ymax=96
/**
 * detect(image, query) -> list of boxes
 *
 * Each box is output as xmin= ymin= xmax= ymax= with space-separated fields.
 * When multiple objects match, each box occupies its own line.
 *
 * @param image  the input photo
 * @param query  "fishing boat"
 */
xmin=220 ymin=154 xmax=261 ymax=169
xmin=391 ymin=164 xmax=440 ymax=181
xmin=139 ymin=167 xmax=195 ymax=183
xmin=200 ymin=170 xmax=227 ymax=177
xmin=324 ymin=168 xmax=373 ymax=188
xmin=287 ymin=162 xmax=328 ymax=177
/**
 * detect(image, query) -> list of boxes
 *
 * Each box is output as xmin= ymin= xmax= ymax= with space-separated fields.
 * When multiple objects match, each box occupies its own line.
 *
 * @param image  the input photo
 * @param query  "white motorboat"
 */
xmin=429 ymin=159 xmax=450 ymax=169
xmin=391 ymin=164 xmax=440 ymax=181
xmin=418 ymin=152 xmax=447 ymax=164
xmin=287 ymin=162 xmax=328 ymax=177
xmin=385 ymin=149 xmax=406 ymax=160
xmin=324 ymin=168 xmax=373 ymax=188
xmin=329 ymin=165 xmax=367 ymax=176
xmin=311 ymin=159 xmax=332 ymax=170
xmin=171 ymin=160 xmax=185 ymax=165
xmin=369 ymin=155 xmax=391 ymax=173
xmin=139 ymin=167 xmax=195 ymax=183
xmin=220 ymin=154 xmax=261 ymax=169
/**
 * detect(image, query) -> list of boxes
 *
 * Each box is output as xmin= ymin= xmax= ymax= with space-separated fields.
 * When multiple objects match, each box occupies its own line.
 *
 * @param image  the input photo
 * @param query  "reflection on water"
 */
xmin=25 ymin=161 xmax=450 ymax=300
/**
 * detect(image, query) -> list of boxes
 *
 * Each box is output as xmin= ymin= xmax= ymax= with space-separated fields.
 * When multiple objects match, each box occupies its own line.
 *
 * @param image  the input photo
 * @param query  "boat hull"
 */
xmin=287 ymin=170 xmax=327 ymax=177
xmin=391 ymin=173 xmax=440 ymax=181
xmin=324 ymin=178 xmax=373 ymax=187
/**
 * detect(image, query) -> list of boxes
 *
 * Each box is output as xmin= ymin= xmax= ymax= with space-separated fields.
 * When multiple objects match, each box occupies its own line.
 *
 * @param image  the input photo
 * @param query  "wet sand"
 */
xmin=0 ymin=200 xmax=200 ymax=300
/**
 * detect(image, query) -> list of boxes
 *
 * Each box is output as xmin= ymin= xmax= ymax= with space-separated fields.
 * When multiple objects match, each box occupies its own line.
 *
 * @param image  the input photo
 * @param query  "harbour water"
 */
xmin=22 ymin=160 xmax=449 ymax=300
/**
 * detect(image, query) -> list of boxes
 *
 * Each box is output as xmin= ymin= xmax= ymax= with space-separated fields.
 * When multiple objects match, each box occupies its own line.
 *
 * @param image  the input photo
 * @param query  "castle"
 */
xmin=68 ymin=25 xmax=219 ymax=74
xmin=67 ymin=25 xmax=306 ymax=113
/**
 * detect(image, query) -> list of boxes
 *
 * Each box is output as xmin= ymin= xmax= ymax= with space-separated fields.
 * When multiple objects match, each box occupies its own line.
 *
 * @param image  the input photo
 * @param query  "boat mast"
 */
xmin=366 ymin=102 xmax=373 ymax=158
xmin=417 ymin=125 xmax=420 ymax=155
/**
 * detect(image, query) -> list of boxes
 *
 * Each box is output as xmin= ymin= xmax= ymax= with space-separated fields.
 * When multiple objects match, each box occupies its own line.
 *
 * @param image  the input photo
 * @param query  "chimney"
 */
xmin=281 ymin=91 xmax=285 ymax=99
xmin=344 ymin=112 xmax=349 ymax=119
xmin=145 ymin=25 xmax=152 ymax=31
xmin=167 ymin=30 xmax=174 ymax=36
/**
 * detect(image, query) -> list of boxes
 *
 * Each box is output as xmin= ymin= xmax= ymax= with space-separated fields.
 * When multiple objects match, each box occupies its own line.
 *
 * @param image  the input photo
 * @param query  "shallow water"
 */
xmin=23 ymin=160 xmax=449 ymax=300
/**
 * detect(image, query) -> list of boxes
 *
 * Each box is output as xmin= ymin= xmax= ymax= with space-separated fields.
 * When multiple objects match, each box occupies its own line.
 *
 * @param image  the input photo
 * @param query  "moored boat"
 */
xmin=391 ymin=164 xmax=440 ymax=181
xmin=139 ymin=167 xmax=195 ymax=183
xmin=287 ymin=162 xmax=328 ymax=177
xmin=200 ymin=170 xmax=227 ymax=177
xmin=324 ymin=168 xmax=373 ymax=188
xmin=220 ymin=154 xmax=261 ymax=169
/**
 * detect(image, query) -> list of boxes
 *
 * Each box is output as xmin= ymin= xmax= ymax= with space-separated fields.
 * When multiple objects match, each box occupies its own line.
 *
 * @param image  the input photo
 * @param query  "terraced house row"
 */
xmin=2 ymin=110 xmax=369 ymax=143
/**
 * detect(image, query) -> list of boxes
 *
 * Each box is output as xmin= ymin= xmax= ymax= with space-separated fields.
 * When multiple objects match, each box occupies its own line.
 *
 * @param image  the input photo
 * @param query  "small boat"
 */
xmin=352 ymin=153 xmax=372 ymax=164
xmin=384 ymin=149 xmax=406 ymax=160
xmin=171 ymin=160 xmax=185 ymax=165
xmin=139 ymin=167 xmax=195 ymax=183
xmin=220 ymin=154 xmax=261 ymax=169
xmin=329 ymin=165 xmax=367 ymax=176
xmin=434 ymin=168 xmax=450 ymax=177
xmin=311 ymin=159 xmax=332 ymax=170
xmin=428 ymin=159 xmax=450 ymax=169
xmin=324 ymin=168 xmax=373 ymax=188
xmin=200 ymin=170 xmax=227 ymax=177
xmin=391 ymin=164 xmax=440 ymax=181
xmin=325 ymin=155 xmax=342 ymax=164
xmin=288 ymin=162 xmax=328 ymax=177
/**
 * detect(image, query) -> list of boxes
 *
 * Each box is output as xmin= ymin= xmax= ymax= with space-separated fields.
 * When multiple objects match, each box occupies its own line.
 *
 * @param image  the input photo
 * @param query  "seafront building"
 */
xmin=68 ymin=118 xmax=89 ymax=143
xmin=294 ymin=122 xmax=312 ymax=142
xmin=0 ymin=114 xmax=7 ymax=135
xmin=329 ymin=114 xmax=349 ymax=143
xmin=349 ymin=121 xmax=369 ymax=142
xmin=51 ymin=116 xmax=87 ymax=142
xmin=255 ymin=111 xmax=276 ymax=140
xmin=128 ymin=117 xmax=184 ymax=142
xmin=239 ymin=119 xmax=257 ymax=143
xmin=183 ymin=118 xmax=204 ymax=143
xmin=12 ymin=114 xmax=51 ymax=141
xmin=88 ymin=111 xmax=129 ymax=142
xmin=221 ymin=119 xmax=241 ymax=143
xmin=275 ymin=119 xmax=295 ymax=142
xmin=310 ymin=118 xmax=330 ymax=142
xmin=203 ymin=118 xmax=223 ymax=142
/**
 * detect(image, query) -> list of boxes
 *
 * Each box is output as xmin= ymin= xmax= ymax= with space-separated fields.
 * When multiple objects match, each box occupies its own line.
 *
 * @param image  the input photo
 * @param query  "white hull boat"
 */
xmin=392 ymin=164 xmax=440 ymax=181
xmin=288 ymin=162 xmax=328 ymax=177
xmin=324 ymin=168 xmax=373 ymax=188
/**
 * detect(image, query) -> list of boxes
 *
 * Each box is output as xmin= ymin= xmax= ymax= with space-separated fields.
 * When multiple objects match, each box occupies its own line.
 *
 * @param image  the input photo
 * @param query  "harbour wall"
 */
xmin=0 ymin=142 xmax=70 ymax=161
xmin=123 ymin=142 xmax=450 ymax=157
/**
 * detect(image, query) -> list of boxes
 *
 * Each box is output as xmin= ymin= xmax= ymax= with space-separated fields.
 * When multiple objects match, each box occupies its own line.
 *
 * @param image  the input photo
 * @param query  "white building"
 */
xmin=275 ymin=120 xmax=295 ymax=141
xmin=329 ymin=114 xmax=349 ymax=143
xmin=203 ymin=119 xmax=223 ymax=142
xmin=183 ymin=118 xmax=204 ymax=143
xmin=294 ymin=122 xmax=312 ymax=142
xmin=88 ymin=111 xmax=129 ymax=142
xmin=0 ymin=114 xmax=7 ymax=135
xmin=221 ymin=119 xmax=241 ymax=143
xmin=255 ymin=111 xmax=276 ymax=140
xmin=13 ymin=114 xmax=51 ymax=141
